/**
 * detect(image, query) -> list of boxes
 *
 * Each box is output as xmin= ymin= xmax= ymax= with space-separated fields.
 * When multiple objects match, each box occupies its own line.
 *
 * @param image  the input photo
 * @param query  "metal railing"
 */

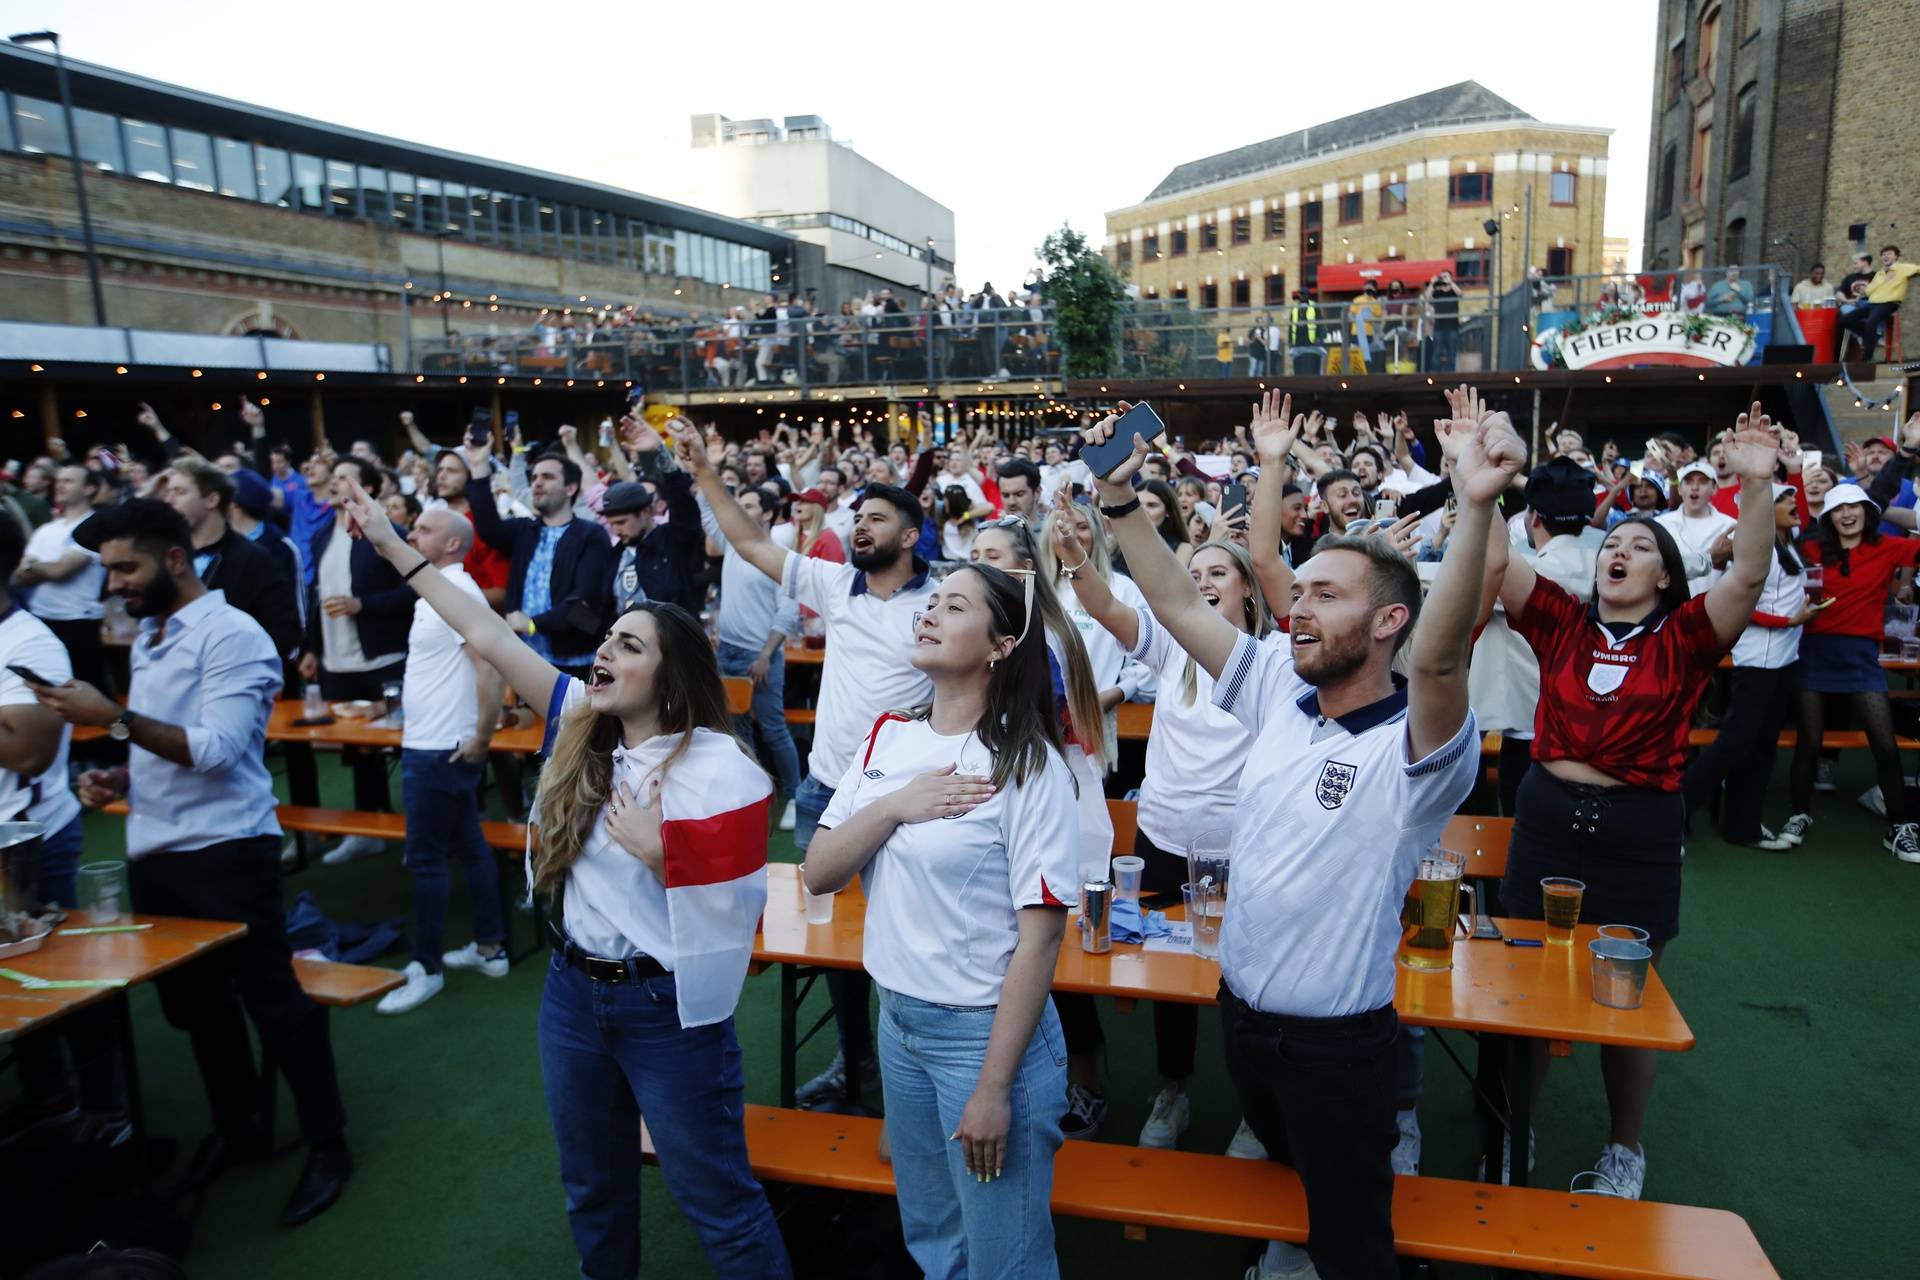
xmin=413 ymin=307 xmax=1060 ymax=391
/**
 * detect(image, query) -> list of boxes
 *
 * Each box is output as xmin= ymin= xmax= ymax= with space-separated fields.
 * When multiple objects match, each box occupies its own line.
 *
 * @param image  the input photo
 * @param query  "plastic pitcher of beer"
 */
xmin=1399 ymin=848 xmax=1473 ymax=972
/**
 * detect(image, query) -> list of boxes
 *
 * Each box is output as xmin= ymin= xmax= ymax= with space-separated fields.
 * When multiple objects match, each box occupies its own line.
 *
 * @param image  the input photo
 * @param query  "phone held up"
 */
xmin=1082 ymin=402 xmax=1167 ymax=480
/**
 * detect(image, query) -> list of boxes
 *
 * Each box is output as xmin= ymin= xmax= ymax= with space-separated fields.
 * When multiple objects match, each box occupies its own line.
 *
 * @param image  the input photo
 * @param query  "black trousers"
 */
xmin=1498 ymin=733 xmax=1534 ymax=819
xmin=1220 ymin=987 xmax=1398 ymax=1280
xmin=42 ymin=616 xmax=106 ymax=692
xmin=282 ymin=661 xmax=320 ymax=810
xmin=1682 ymin=663 xmax=1797 ymax=843
xmin=319 ymin=658 xmax=405 ymax=813
xmin=128 ymin=835 xmax=346 ymax=1148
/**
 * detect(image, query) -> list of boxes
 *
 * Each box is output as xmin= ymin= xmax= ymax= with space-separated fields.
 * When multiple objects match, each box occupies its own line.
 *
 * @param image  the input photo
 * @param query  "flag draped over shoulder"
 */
xmin=648 ymin=728 xmax=771 ymax=1028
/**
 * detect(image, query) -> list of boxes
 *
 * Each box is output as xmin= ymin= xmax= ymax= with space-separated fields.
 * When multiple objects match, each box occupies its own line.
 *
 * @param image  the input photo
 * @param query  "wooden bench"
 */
xmin=642 ymin=1105 xmax=1776 ymax=1280
xmin=293 ymin=956 xmax=403 ymax=1007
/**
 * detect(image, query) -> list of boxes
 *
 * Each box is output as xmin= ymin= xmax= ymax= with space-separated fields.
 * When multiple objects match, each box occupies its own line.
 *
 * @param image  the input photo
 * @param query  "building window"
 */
xmin=1379 ymin=181 xmax=1407 ymax=218
xmin=1689 ymin=117 xmax=1711 ymax=203
xmin=1171 ymin=283 xmax=1188 ymax=302
xmin=388 ymin=171 xmax=416 ymax=228
xmin=1699 ymin=4 xmax=1721 ymax=85
xmin=1303 ymin=201 xmax=1322 ymax=231
xmin=1338 ymin=191 xmax=1363 ymax=223
xmin=1454 ymin=249 xmax=1490 ymax=283
xmin=1144 ymin=286 xmax=1159 ymax=300
xmin=1720 ymin=218 xmax=1746 ymax=266
xmin=1657 ymin=144 xmax=1677 ymax=216
xmin=1200 ymin=222 xmax=1218 ymax=251
xmin=1200 ymin=282 xmax=1219 ymax=309
xmin=326 ymin=159 xmax=358 ymax=215
xmin=1264 ymin=272 xmax=1286 ymax=304
xmin=1143 ymin=231 xmax=1159 ymax=258
xmin=291 ymin=153 xmax=325 ymax=212
xmin=122 ymin=118 xmax=169 ymax=182
xmin=73 ymin=108 xmax=124 ymax=173
xmin=214 ymin=139 xmax=255 ymax=200
xmin=1264 ymin=207 xmax=1285 ymax=238
xmin=8 ymin=94 xmax=65 ymax=156
xmin=1546 ymin=246 xmax=1575 ymax=276
xmin=1171 ymin=227 xmax=1188 ymax=256
xmin=1116 ymin=240 xmax=1131 ymax=266
xmin=1550 ymin=171 xmax=1577 ymax=205
xmin=169 ymin=128 xmax=215 ymax=192
xmin=255 ymin=147 xmax=292 ymax=207
xmin=1667 ymin=40 xmax=1686 ymax=102
xmin=1448 ymin=172 xmax=1492 ymax=206
xmin=1230 ymin=278 xmax=1251 ymax=307
xmin=1730 ymin=81 xmax=1757 ymax=178
xmin=359 ymin=166 xmax=390 ymax=221
xmin=1231 ymin=214 xmax=1250 ymax=245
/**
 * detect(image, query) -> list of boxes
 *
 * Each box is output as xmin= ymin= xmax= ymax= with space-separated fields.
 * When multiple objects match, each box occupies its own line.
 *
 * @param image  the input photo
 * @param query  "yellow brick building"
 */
xmin=1104 ymin=83 xmax=1610 ymax=309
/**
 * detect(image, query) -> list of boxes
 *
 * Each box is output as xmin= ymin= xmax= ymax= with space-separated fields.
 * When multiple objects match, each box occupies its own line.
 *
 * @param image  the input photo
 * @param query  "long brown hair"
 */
xmin=532 ymin=602 xmax=747 ymax=893
xmin=975 ymin=519 xmax=1107 ymax=761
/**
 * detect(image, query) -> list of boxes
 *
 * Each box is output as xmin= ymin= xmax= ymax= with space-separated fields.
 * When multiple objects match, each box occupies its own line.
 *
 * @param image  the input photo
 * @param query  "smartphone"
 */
xmin=627 ymin=387 xmax=647 ymax=411
xmin=7 ymin=663 xmax=55 ymax=687
xmin=1802 ymin=448 xmax=1820 ymax=474
xmin=466 ymin=408 xmax=492 ymax=445
xmin=1374 ymin=498 xmax=1398 ymax=521
xmin=1221 ymin=482 xmax=1248 ymax=518
xmin=504 ymin=410 xmax=519 ymax=432
xmin=1082 ymin=402 xmax=1166 ymax=479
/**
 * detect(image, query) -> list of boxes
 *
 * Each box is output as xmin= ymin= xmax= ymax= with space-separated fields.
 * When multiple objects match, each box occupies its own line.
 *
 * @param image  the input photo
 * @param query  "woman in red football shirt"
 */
xmin=1484 ymin=404 xmax=1779 ymax=1201
xmin=1778 ymin=418 xmax=1920 ymax=858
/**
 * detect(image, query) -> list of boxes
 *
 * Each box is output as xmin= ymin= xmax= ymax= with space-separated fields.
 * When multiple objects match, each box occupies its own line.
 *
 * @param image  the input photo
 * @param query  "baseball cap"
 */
xmin=231 ymin=468 xmax=274 ymax=519
xmin=1524 ymin=456 xmax=1602 ymax=521
xmin=1737 ymin=481 xmax=1798 ymax=509
xmin=1676 ymin=461 xmax=1717 ymax=484
xmin=600 ymin=481 xmax=652 ymax=516
xmin=792 ymin=487 xmax=830 ymax=507
xmin=1865 ymin=436 xmax=1898 ymax=454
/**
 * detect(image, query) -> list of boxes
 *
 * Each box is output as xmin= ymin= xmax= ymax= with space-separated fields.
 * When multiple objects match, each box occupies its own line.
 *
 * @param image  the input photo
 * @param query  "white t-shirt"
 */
xmin=1212 ymin=631 xmax=1480 ymax=1018
xmin=0 ymin=609 xmax=80 ymax=833
xmin=1055 ymin=574 xmax=1156 ymax=702
xmin=22 ymin=515 xmax=104 ymax=621
xmin=401 ymin=564 xmax=486 ymax=751
xmin=940 ymin=519 xmax=976 ymax=561
xmin=317 ymin=527 xmax=379 ymax=673
xmin=1655 ymin=506 xmax=1736 ymax=595
xmin=1127 ymin=607 xmax=1283 ymax=857
xmin=782 ymin=555 xmax=934 ymax=787
xmin=823 ymin=499 xmax=856 ymax=548
xmin=820 ymin=715 xmax=1079 ymax=1007
xmin=937 ymin=471 xmax=988 ymax=511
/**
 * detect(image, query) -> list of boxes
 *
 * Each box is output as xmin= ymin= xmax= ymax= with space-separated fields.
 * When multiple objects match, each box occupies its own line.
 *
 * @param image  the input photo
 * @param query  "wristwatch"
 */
xmin=107 ymin=708 xmax=136 ymax=742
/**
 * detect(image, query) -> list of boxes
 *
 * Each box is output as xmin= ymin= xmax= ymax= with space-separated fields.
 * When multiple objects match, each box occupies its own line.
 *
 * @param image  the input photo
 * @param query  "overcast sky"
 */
xmin=4 ymin=0 xmax=1657 ymax=287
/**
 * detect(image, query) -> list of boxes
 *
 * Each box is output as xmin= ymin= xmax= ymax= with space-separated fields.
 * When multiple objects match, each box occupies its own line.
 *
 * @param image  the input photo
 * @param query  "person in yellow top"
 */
xmin=1840 ymin=245 xmax=1918 ymax=361
xmin=1216 ymin=328 xmax=1235 ymax=374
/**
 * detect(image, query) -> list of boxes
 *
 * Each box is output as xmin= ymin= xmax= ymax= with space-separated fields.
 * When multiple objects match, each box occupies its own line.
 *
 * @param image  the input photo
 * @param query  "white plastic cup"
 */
xmin=803 ymin=887 xmax=834 ymax=926
xmin=1110 ymin=855 xmax=1145 ymax=900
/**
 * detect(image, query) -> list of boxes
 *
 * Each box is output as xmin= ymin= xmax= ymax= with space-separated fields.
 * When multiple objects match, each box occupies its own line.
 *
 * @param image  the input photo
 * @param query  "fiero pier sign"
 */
xmin=1532 ymin=307 xmax=1758 ymax=371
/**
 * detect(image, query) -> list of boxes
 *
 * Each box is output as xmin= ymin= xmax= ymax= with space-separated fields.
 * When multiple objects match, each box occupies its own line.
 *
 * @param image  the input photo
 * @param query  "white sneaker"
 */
xmin=1390 ymin=1108 xmax=1421 ymax=1176
xmin=280 ymin=838 xmax=300 ymax=867
xmin=1859 ymin=785 xmax=1887 ymax=819
xmin=376 ymin=961 xmax=444 ymax=1015
xmin=1885 ymin=823 xmax=1920 ymax=863
xmin=1777 ymin=812 xmax=1812 ymax=845
xmin=1137 ymin=1088 xmax=1191 ymax=1149
xmin=441 ymin=942 xmax=509 ymax=978
xmin=1750 ymin=827 xmax=1796 ymax=852
xmin=1244 ymin=1239 xmax=1320 ymax=1279
xmin=1225 ymin=1117 xmax=1267 ymax=1160
xmin=1571 ymin=1141 xmax=1647 ymax=1199
xmin=779 ymin=800 xmax=797 ymax=833
xmin=1476 ymin=1127 xmax=1536 ymax=1183
xmin=321 ymin=834 xmax=387 ymax=865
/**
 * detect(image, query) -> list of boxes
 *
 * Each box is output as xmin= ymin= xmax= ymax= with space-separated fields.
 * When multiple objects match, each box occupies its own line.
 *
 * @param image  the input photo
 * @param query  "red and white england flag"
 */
xmin=656 ymin=728 xmax=772 ymax=1028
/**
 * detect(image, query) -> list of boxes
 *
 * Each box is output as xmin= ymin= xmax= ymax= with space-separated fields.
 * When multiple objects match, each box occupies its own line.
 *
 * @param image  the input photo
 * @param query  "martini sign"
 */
xmin=1531 ymin=306 xmax=1758 ymax=371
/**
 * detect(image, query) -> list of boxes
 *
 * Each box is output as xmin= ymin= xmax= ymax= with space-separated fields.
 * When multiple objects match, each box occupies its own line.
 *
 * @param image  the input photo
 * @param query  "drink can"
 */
xmin=1079 ymin=880 xmax=1112 ymax=954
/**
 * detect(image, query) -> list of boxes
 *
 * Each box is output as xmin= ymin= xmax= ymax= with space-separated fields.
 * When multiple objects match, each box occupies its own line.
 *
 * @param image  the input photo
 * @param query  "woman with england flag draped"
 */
xmin=336 ymin=478 xmax=791 ymax=1280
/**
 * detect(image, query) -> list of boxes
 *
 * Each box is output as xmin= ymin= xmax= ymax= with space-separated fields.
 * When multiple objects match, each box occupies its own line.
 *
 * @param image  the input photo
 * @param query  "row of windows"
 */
xmin=1117 ymin=172 xmax=1579 ymax=261
xmin=1128 ymin=244 xmax=1579 ymax=306
xmin=1653 ymin=79 xmax=1757 ymax=220
xmin=754 ymin=212 xmax=946 ymax=267
xmin=0 ymin=89 xmax=777 ymax=291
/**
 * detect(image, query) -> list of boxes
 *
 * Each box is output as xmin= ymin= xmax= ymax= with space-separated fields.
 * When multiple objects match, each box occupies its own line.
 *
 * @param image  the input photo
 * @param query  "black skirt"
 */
xmin=1499 ymin=766 xmax=1685 ymax=943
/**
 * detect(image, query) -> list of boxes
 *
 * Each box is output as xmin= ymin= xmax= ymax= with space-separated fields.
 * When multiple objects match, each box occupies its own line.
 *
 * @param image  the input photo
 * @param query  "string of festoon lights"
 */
xmin=1837 ymin=363 xmax=1909 ymax=415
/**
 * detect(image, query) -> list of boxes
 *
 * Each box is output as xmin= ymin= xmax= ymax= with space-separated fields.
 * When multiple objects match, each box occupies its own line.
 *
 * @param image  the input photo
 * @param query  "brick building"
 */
xmin=0 ymin=43 xmax=800 ymax=358
xmin=1103 ymin=83 xmax=1610 ymax=308
xmin=1642 ymin=0 xmax=1920 ymax=283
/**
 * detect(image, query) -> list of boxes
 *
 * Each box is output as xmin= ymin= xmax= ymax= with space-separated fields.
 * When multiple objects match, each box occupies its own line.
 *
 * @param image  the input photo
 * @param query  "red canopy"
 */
xmin=1315 ymin=258 xmax=1457 ymax=295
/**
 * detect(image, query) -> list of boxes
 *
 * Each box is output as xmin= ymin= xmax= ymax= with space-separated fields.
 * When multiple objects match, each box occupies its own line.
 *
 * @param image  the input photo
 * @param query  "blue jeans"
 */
xmin=401 ymin=749 xmax=505 ymax=972
xmin=794 ymin=775 xmax=875 ymax=1067
xmin=539 ymin=954 xmax=792 ymax=1280
xmin=35 ymin=812 xmax=85 ymax=909
xmin=716 ymin=641 xmax=801 ymax=800
xmin=877 ymin=986 xmax=1066 ymax=1280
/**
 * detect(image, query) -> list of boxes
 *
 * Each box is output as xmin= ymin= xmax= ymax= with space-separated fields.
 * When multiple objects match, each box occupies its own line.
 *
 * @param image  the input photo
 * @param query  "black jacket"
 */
xmin=307 ymin=516 xmax=414 ymax=663
xmin=197 ymin=524 xmax=302 ymax=659
xmin=621 ymin=470 xmax=703 ymax=611
xmin=466 ymin=477 xmax=613 ymax=657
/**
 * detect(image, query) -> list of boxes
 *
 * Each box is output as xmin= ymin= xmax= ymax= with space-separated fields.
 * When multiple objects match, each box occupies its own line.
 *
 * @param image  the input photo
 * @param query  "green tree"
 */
xmin=1037 ymin=224 xmax=1126 ymax=379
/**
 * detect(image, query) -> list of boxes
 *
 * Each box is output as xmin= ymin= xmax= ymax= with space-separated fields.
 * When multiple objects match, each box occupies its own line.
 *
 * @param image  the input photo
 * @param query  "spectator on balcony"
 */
xmin=1422 ymin=272 xmax=1462 ymax=372
xmin=1287 ymin=289 xmax=1324 ymax=375
xmin=1678 ymin=270 xmax=1707 ymax=314
xmin=1791 ymin=264 xmax=1837 ymax=307
xmin=1839 ymin=245 xmax=1918 ymax=362
xmin=1837 ymin=253 xmax=1875 ymax=310
xmin=1705 ymin=265 xmax=1755 ymax=318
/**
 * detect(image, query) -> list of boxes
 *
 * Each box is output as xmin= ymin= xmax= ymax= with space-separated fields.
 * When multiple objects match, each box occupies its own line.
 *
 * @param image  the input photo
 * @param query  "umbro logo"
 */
xmin=864 ymin=769 xmax=884 ymax=780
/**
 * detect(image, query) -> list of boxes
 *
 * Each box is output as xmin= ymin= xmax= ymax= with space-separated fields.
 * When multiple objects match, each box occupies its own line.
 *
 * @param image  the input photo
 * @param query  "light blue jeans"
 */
xmin=877 ymin=986 xmax=1067 ymax=1280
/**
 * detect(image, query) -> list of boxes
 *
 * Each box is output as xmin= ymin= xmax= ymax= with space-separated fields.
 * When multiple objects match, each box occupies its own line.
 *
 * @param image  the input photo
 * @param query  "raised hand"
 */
xmin=341 ymin=478 xmax=406 ymax=554
xmin=1377 ymin=510 xmax=1423 ymax=558
xmin=240 ymin=397 xmax=265 ymax=430
xmin=1079 ymin=402 xmax=1149 ymax=493
xmin=674 ymin=425 xmax=713 ymax=475
xmin=1247 ymin=390 xmax=1297 ymax=464
xmin=1452 ymin=411 xmax=1527 ymax=505
xmin=1722 ymin=402 xmax=1780 ymax=480
xmin=1903 ymin=412 xmax=1920 ymax=453
xmin=135 ymin=402 xmax=164 ymax=435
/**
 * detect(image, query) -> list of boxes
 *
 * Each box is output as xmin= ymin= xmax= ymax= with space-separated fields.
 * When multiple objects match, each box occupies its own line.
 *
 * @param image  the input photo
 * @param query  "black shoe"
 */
xmin=176 ymin=1128 xmax=263 ymax=1192
xmin=279 ymin=1141 xmax=353 ymax=1227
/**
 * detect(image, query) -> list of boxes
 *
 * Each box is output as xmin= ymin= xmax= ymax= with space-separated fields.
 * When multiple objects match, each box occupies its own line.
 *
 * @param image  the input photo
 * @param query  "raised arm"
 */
xmin=1081 ymin=404 xmax=1238 ymax=678
xmin=1409 ymin=395 xmax=1525 ymax=760
xmin=674 ymin=422 xmax=792 ymax=585
xmin=1703 ymin=405 xmax=1786 ymax=647
xmin=1247 ymin=390 xmax=1302 ymax=607
xmin=399 ymin=410 xmax=433 ymax=459
xmin=1047 ymin=489 xmax=1141 ymax=651
xmin=339 ymin=478 xmax=562 ymax=714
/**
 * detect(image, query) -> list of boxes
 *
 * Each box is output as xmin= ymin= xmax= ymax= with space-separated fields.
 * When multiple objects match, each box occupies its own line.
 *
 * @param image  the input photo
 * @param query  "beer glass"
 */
xmin=1399 ymin=848 xmax=1473 ymax=971
xmin=802 ymin=885 xmax=834 ymax=926
xmin=1185 ymin=829 xmax=1230 ymax=960
xmin=1540 ymin=876 xmax=1586 ymax=942
xmin=77 ymin=860 xmax=127 ymax=924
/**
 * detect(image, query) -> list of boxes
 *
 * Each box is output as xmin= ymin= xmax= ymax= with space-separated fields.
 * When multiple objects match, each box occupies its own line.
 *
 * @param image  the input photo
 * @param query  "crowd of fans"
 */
xmin=6 ymin=371 xmax=1916 ymax=1277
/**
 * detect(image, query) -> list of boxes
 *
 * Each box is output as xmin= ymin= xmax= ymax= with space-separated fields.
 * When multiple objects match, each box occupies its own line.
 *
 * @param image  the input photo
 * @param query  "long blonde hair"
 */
xmin=972 ymin=519 xmax=1107 ymax=761
xmin=532 ymin=603 xmax=748 ymax=894
xmin=1179 ymin=541 xmax=1274 ymax=705
xmin=1038 ymin=499 xmax=1115 ymax=583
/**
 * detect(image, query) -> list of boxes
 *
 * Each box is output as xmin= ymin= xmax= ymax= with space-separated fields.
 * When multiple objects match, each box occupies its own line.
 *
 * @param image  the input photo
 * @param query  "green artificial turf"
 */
xmin=46 ymin=747 xmax=1916 ymax=1278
